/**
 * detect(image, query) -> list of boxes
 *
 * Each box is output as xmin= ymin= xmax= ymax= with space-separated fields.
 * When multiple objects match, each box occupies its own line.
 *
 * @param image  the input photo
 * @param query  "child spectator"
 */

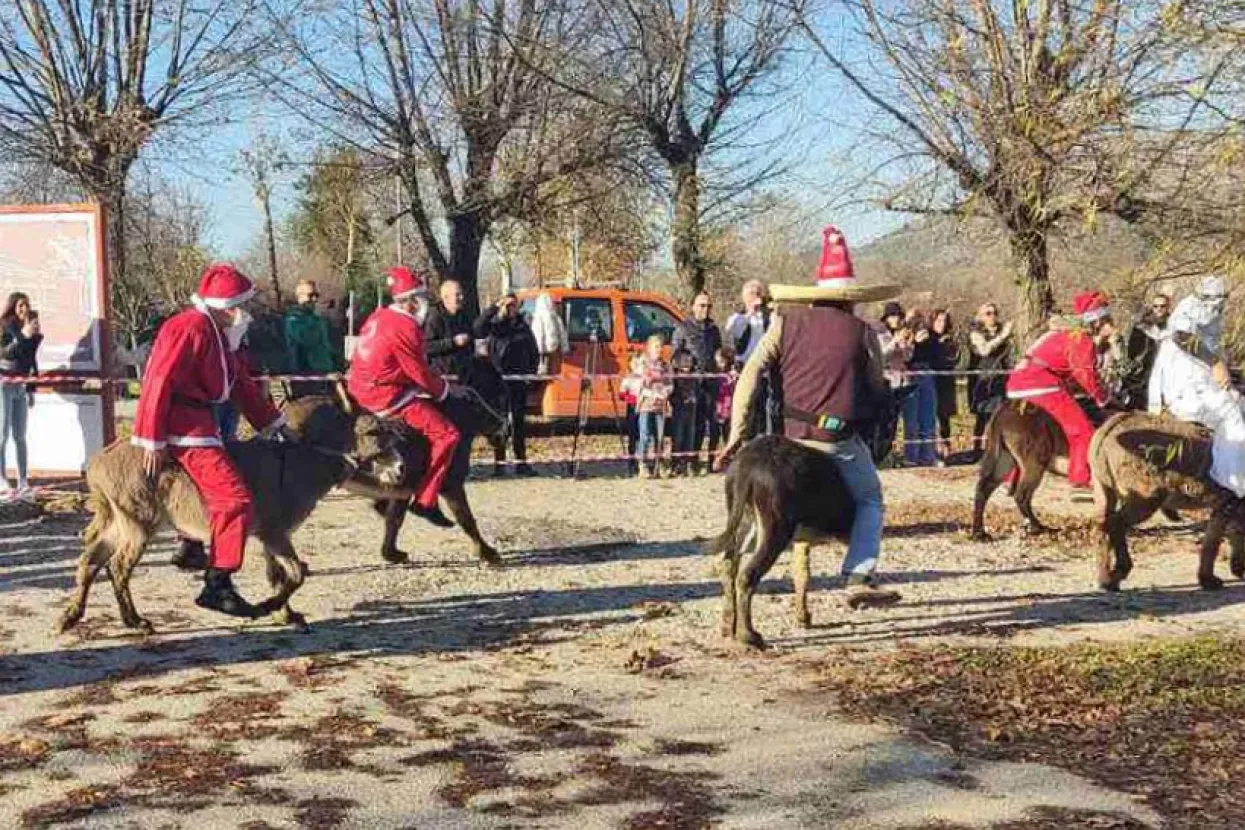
xmin=714 ymin=347 xmax=738 ymax=447
xmin=630 ymin=335 xmax=671 ymax=478
xmin=620 ymin=353 xmax=642 ymax=474
xmin=668 ymin=348 xmax=697 ymax=476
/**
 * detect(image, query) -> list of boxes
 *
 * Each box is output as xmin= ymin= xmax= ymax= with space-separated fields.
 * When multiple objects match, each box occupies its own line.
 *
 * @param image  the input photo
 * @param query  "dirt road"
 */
xmin=2 ymin=466 xmax=1235 ymax=828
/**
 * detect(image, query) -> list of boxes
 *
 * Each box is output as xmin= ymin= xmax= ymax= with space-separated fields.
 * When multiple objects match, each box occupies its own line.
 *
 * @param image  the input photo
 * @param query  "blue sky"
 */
xmin=145 ymin=8 xmax=902 ymax=266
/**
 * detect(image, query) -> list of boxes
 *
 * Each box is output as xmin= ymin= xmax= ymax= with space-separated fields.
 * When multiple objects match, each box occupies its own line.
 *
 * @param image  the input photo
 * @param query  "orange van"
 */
xmin=514 ymin=287 xmax=687 ymax=420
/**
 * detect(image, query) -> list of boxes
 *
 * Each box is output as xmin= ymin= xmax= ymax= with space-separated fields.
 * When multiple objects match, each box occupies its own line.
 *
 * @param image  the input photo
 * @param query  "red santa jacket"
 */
xmin=1006 ymin=326 xmax=1108 ymax=406
xmin=347 ymin=306 xmax=448 ymax=418
xmin=131 ymin=307 xmax=283 ymax=450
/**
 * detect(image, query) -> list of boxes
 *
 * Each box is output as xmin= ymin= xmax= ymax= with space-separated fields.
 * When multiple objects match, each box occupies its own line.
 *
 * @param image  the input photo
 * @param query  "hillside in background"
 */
xmin=805 ymin=215 xmax=1157 ymax=322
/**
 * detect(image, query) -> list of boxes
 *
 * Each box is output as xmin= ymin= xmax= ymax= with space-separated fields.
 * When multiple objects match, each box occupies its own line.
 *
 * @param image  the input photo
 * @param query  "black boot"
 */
xmin=195 ymin=568 xmax=261 ymax=618
xmin=171 ymin=538 xmax=208 ymax=572
xmin=409 ymin=502 xmax=455 ymax=528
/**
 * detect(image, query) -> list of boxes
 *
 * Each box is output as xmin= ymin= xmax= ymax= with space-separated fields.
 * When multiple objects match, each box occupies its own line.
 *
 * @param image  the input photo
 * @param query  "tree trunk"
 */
xmin=449 ymin=213 xmax=488 ymax=320
xmin=261 ymin=185 xmax=280 ymax=307
xmin=671 ymin=160 xmax=705 ymax=298
xmin=105 ymin=183 xmax=128 ymax=302
xmin=1010 ymin=226 xmax=1054 ymax=344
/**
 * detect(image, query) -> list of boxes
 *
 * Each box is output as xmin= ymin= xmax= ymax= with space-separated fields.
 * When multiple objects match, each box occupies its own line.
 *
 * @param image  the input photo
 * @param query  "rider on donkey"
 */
xmin=719 ymin=227 xmax=903 ymax=608
xmin=1005 ymin=292 xmax=1116 ymax=490
xmin=348 ymin=267 xmax=460 ymax=528
xmin=1148 ymin=276 xmax=1245 ymax=497
xmin=132 ymin=263 xmax=293 ymax=617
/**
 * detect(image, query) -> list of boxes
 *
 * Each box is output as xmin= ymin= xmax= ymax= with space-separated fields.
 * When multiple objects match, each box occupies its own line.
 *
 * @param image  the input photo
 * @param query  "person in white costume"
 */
xmin=1147 ymin=276 xmax=1245 ymax=496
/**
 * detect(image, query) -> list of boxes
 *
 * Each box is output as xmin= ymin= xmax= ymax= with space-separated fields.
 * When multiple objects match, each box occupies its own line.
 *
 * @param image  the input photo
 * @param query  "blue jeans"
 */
xmin=0 ymin=383 xmax=30 ymax=483
xmin=214 ymin=402 xmax=239 ymax=442
xmin=902 ymin=375 xmax=937 ymax=465
xmin=804 ymin=433 xmax=884 ymax=577
xmin=636 ymin=411 xmax=664 ymax=465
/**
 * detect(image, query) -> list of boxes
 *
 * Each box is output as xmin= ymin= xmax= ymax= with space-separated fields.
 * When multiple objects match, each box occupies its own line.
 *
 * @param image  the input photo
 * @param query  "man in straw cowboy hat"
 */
xmin=718 ymin=226 xmax=902 ymax=608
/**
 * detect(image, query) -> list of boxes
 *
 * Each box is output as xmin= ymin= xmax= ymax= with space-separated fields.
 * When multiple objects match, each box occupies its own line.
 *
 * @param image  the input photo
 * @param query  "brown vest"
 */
xmin=778 ymin=305 xmax=870 ymax=441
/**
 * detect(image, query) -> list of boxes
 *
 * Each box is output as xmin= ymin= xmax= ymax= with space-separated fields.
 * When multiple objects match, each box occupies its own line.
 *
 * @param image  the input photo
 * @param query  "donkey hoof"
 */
xmin=276 ymin=609 xmax=309 ymax=630
xmin=128 ymin=617 xmax=156 ymax=635
xmin=381 ymin=548 xmax=410 ymax=565
xmin=1231 ymin=557 xmax=1245 ymax=580
xmin=969 ymin=530 xmax=992 ymax=543
xmin=56 ymin=611 xmax=82 ymax=634
xmin=796 ymin=612 xmax=812 ymax=630
xmin=732 ymin=631 xmax=767 ymax=652
xmin=477 ymin=547 xmax=503 ymax=568
xmin=1023 ymin=523 xmax=1049 ymax=537
xmin=1099 ymin=580 xmax=1121 ymax=593
xmin=1199 ymin=574 xmax=1225 ymax=591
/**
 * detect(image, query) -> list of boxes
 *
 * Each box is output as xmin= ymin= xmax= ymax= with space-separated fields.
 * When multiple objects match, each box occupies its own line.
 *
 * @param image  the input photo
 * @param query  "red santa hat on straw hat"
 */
xmin=769 ymin=226 xmax=900 ymax=304
xmin=1073 ymin=290 xmax=1111 ymax=324
xmin=192 ymin=263 xmax=256 ymax=310
xmin=385 ymin=267 xmax=430 ymax=301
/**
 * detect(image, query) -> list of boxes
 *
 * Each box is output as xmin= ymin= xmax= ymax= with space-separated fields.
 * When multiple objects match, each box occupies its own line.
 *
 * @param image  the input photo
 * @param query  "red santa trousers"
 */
xmin=395 ymin=399 xmax=461 ymax=509
xmin=170 ymin=446 xmax=253 ymax=571
xmin=1024 ymin=390 xmax=1094 ymax=487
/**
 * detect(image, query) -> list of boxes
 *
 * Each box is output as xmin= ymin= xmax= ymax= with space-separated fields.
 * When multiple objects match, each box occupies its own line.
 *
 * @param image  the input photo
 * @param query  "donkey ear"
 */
xmin=333 ymin=381 xmax=355 ymax=415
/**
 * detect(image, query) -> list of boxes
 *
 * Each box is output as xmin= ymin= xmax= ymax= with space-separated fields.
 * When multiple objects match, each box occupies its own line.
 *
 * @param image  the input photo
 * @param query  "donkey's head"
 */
xmin=447 ymin=355 xmax=512 ymax=441
xmin=283 ymin=391 xmax=407 ymax=487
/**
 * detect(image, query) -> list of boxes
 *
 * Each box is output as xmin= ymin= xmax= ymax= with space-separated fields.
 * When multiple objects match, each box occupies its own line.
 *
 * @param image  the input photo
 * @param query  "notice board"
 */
xmin=0 ymin=203 xmax=113 ymax=476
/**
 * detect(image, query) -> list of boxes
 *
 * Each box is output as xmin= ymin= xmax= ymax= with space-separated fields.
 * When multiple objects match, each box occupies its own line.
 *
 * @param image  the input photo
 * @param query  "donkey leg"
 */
xmin=258 ymin=537 xmax=308 ymax=628
xmin=443 ymin=484 xmax=501 ymax=567
xmin=1094 ymin=479 xmax=1119 ymax=591
xmin=971 ymin=454 xmax=1012 ymax=541
xmin=106 ymin=534 xmax=154 ymax=634
xmin=1230 ymin=527 xmax=1245 ymax=580
xmin=791 ymin=541 xmax=812 ymax=629
xmin=58 ymin=532 xmax=113 ymax=633
xmin=1199 ymin=512 xmax=1228 ymax=591
xmin=1014 ymin=463 xmax=1050 ymax=535
xmin=1102 ymin=496 xmax=1158 ymax=591
xmin=378 ymin=500 xmax=410 ymax=565
xmin=734 ymin=518 xmax=793 ymax=650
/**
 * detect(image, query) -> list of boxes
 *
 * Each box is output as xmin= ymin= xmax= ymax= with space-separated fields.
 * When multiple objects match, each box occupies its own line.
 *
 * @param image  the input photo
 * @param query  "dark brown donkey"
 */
xmin=369 ymin=356 xmax=512 ymax=567
xmin=59 ymin=396 xmax=410 ymax=634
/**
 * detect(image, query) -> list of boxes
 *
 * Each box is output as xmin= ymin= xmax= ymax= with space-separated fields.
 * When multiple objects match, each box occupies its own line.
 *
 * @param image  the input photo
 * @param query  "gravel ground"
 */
xmin=1 ymin=463 xmax=1239 ymax=829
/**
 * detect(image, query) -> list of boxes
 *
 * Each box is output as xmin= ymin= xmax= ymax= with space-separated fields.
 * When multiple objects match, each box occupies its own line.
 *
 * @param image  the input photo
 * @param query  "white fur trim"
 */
xmin=166 ymin=435 xmax=224 ymax=448
xmin=1007 ymin=387 xmax=1060 ymax=399
xmin=130 ymin=436 xmax=167 ymax=451
xmin=1080 ymin=306 xmax=1111 ymax=323
xmin=391 ymin=286 xmax=428 ymax=301
xmin=374 ymin=387 xmax=427 ymax=418
xmin=192 ymin=286 xmax=255 ymax=310
xmin=816 ymin=276 xmax=857 ymax=288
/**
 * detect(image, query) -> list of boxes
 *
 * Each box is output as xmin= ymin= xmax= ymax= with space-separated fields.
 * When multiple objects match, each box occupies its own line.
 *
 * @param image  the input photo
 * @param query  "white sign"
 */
xmin=3 ymin=391 xmax=107 ymax=477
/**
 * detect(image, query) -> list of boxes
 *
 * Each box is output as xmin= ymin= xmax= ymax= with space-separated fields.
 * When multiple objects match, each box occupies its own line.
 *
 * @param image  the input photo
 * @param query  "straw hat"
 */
xmin=769 ymin=226 xmax=901 ymax=304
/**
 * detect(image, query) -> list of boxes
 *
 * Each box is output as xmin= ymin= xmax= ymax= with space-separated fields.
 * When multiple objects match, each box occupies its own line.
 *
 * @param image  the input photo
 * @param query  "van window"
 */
xmin=566 ymin=298 xmax=613 ymax=342
xmin=624 ymin=301 xmax=678 ymax=345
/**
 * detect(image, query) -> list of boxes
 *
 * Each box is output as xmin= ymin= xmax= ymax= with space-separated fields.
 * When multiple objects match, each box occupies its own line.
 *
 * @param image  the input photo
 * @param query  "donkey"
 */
xmin=713 ymin=398 xmax=900 ymax=650
xmin=58 ymin=396 xmax=410 ymax=635
xmin=1091 ymin=411 xmax=1245 ymax=591
xmin=369 ymin=355 xmax=512 ymax=567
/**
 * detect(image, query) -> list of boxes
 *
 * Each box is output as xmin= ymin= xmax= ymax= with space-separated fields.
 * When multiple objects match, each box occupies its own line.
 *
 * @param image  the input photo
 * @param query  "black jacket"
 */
xmin=672 ymin=317 xmax=722 ymax=372
xmin=0 ymin=319 xmax=41 ymax=376
xmin=478 ymin=307 xmax=539 ymax=377
xmin=423 ymin=305 xmax=479 ymax=376
xmin=1123 ymin=318 xmax=1165 ymax=408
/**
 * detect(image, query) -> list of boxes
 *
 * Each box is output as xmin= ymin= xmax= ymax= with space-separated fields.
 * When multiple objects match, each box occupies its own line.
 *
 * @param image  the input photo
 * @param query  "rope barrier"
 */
xmin=0 ymin=367 xmax=1020 ymax=386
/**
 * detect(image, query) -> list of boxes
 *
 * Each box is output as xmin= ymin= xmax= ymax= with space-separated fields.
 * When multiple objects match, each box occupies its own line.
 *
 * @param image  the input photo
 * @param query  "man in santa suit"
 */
xmin=132 ymin=263 xmax=291 ymax=617
xmin=1005 ymin=291 xmax=1116 ymax=490
xmin=348 ymin=267 xmax=460 ymax=528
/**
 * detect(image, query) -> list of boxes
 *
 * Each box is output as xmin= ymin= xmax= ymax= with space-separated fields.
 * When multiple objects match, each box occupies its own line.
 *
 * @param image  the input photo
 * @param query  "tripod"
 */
xmin=567 ymin=328 xmax=630 ymax=477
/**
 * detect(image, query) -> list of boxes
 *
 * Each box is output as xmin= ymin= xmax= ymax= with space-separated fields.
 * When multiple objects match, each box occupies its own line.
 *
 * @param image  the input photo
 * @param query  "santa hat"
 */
xmin=769 ymin=226 xmax=900 ymax=304
xmin=1073 ymin=290 xmax=1111 ymax=323
xmin=386 ymin=267 xmax=430 ymax=301
xmin=193 ymin=264 xmax=255 ymax=310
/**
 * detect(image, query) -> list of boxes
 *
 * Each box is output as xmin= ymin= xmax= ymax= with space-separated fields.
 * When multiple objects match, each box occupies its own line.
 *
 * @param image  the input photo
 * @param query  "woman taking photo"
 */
xmin=0 ymin=292 xmax=43 ymax=501
xmin=930 ymin=309 xmax=961 ymax=465
xmin=967 ymin=302 xmax=1013 ymax=460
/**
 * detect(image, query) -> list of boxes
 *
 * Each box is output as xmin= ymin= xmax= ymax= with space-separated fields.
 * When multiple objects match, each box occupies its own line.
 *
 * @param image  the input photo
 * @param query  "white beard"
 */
xmin=225 ymin=310 xmax=252 ymax=352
